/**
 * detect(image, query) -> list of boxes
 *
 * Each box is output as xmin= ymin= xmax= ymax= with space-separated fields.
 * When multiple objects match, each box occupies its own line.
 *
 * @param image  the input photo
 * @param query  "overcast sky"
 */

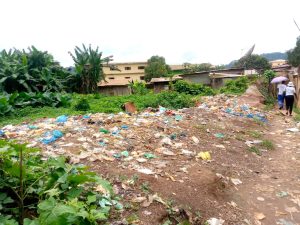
xmin=1 ymin=0 xmax=300 ymax=66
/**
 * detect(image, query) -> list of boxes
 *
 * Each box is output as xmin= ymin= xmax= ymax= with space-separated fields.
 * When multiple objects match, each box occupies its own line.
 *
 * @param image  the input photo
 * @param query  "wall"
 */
xmin=99 ymin=86 xmax=131 ymax=96
xmin=181 ymin=73 xmax=210 ymax=85
xmin=153 ymin=83 xmax=169 ymax=93
xmin=288 ymin=67 xmax=300 ymax=107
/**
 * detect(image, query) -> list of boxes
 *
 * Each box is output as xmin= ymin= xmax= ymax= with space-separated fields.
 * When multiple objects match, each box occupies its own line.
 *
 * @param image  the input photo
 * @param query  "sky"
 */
xmin=1 ymin=0 xmax=300 ymax=67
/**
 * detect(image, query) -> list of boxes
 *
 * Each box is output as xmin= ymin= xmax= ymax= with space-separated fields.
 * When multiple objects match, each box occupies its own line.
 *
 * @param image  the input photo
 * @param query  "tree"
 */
xmin=234 ymin=54 xmax=271 ymax=72
xmin=183 ymin=63 xmax=212 ymax=74
xmin=287 ymin=36 xmax=300 ymax=67
xmin=144 ymin=56 xmax=171 ymax=82
xmin=69 ymin=44 xmax=113 ymax=94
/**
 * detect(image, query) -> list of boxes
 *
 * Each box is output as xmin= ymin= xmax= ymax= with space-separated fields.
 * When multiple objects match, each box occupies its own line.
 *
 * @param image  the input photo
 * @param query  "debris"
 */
xmin=206 ymin=218 xmax=225 ymax=225
xmin=137 ymin=168 xmax=155 ymax=175
xmin=257 ymin=197 xmax=265 ymax=201
xmin=231 ymin=178 xmax=242 ymax=185
xmin=286 ymin=128 xmax=299 ymax=132
xmin=191 ymin=136 xmax=199 ymax=144
xmin=276 ymin=191 xmax=289 ymax=198
xmin=144 ymin=153 xmax=156 ymax=159
xmin=214 ymin=133 xmax=225 ymax=138
xmin=56 ymin=115 xmax=68 ymax=123
xmin=196 ymin=151 xmax=211 ymax=160
xmin=254 ymin=212 xmax=265 ymax=220
xmin=124 ymin=102 xmax=137 ymax=114
xmin=161 ymin=137 xmax=172 ymax=145
xmin=277 ymin=219 xmax=295 ymax=225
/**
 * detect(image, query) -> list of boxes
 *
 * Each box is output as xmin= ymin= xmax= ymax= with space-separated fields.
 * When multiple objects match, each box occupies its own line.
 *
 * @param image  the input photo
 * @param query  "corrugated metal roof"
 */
xmin=150 ymin=75 xmax=182 ymax=83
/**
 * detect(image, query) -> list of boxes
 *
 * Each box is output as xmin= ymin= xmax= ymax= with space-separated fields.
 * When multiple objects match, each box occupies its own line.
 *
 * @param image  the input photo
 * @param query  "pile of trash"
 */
xmin=199 ymin=94 xmax=268 ymax=123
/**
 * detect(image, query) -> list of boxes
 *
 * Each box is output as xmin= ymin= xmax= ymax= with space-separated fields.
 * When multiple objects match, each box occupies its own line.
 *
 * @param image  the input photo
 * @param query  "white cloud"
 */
xmin=0 ymin=0 xmax=299 ymax=66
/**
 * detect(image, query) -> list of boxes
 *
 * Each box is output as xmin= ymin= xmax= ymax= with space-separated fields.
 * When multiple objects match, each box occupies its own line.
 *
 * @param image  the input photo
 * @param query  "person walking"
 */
xmin=277 ymin=81 xmax=286 ymax=109
xmin=285 ymin=81 xmax=297 ymax=116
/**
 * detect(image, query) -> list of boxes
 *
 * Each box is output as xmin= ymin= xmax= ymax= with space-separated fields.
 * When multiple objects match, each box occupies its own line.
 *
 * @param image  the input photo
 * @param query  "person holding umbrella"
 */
xmin=271 ymin=76 xmax=288 ymax=110
xmin=277 ymin=81 xmax=286 ymax=110
xmin=285 ymin=81 xmax=297 ymax=116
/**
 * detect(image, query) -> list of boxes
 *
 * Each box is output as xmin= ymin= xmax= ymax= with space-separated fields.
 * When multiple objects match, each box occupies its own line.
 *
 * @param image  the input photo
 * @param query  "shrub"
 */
xmin=174 ymin=80 xmax=216 ymax=96
xmin=129 ymin=81 xmax=149 ymax=95
xmin=0 ymin=140 xmax=118 ymax=224
xmin=220 ymin=77 xmax=249 ymax=95
xmin=74 ymin=98 xmax=90 ymax=111
xmin=154 ymin=91 xmax=194 ymax=109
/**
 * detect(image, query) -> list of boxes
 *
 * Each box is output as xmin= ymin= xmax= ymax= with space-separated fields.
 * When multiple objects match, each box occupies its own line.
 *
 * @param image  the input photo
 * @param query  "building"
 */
xmin=149 ymin=76 xmax=182 ymax=93
xmin=270 ymin=59 xmax=288 ymax=68
xmin=98 ymin=62 xmax=184 ymax=95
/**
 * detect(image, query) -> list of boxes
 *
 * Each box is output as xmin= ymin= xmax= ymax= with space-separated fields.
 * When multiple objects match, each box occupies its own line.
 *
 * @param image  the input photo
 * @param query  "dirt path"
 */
xmin=237 ymin=113 xmax=300 ymax=225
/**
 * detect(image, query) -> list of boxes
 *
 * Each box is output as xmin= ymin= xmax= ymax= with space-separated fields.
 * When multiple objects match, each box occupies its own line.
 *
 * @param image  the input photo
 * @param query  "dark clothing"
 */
xmin=285 ymin=95 xmax=294 ymax=114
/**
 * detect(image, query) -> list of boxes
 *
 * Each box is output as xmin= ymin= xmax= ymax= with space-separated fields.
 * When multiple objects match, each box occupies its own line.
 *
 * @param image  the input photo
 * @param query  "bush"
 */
xmin=174 ymin=80 xmax=216 ymax=96
xmin=74 ymin=98 xmax=90 ymax=111
xmin=220 ymin=77 xmax=249 ymax=95
xmin=154 ymin=91 xmax=194 ymax=109
xmin=0 ymin=92 xmax=72 ymax=116
xmin=0 ymin=140 xmax=118 ymax=224
xmin=129 ymin=81 xmax=149 ymax=95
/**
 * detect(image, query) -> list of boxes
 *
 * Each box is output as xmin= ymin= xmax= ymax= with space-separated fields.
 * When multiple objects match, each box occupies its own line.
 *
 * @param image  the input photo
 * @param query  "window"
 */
xmin=125 ymin=66 xmax=131 ymax=70
xmin=125 ymin=77 xmax=131 ymax=79
xmin=140 ymin=76 xmax=145 ymax=80
xmin=138 ymin=66 xmax=145 ymax=70
xmin=108 ymin=77 xmax=115 ymax=80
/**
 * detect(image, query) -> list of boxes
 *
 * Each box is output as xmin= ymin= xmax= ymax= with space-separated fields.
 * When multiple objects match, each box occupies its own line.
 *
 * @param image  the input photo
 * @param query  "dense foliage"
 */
xmin=144 ymin=56 xmax=171 ymax=82
xmin=173 ymin=80 xmax=216 ymax=96
xmin=233 ymin=54 xmax=271 ymax=72
xmin=287 ymin=36 xmax=300 ymax=67
xmin=0 ymin=92 xmax=71 ymax=116
xmin=128 ymin=81 xmax=149 ymax=95
xmin=74 ymin=98 xmax=91 ymax=111
xmin=263 ymin=70 xmax=276 ymax=84
xmin=68 ymin=45 xmax=113 ymax=94
xmin=182 ymin=63 xmax=212 ymax=74
xmin=0 ymin=140 xmax=118 ymax=225
xmin=0 ymin=47 xmax=69 ymax=93
xmin=220 ymin=77 xmax=249 ymax=94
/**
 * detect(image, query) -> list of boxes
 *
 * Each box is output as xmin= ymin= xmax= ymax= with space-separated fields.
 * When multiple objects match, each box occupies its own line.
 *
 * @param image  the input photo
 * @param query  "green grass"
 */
xmin=294 ymin=107 xmax=300 ymax=122
xmin=0 ymin=92 xmax=195 ymax=126
xmin=248 ymin=130 xmax=263 ymax=138
xmin=248 ymin=146 xmax=261 ymax=156
xmin=260 ymin=140 xmax=274 ymax=150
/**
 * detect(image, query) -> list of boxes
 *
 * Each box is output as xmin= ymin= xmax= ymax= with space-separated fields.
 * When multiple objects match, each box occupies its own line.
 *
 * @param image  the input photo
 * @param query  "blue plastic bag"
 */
xmin=56 ymin=115 xmax=68 ymax=123
xmin=52 ymin=130 xmax=63 ymax=138
xmin=0 ymin=130 xmax=5 ymax=136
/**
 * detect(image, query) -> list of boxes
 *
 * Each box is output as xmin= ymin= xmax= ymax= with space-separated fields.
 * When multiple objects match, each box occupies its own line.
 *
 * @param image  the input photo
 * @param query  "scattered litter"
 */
xmin=0 ymin=130 xmax=5 ymax=136
xmin=191 ymin=136 xmax=199 ymax=144
xmin=276 ymin=191 xmax=289 ymax=198
xmin=206 ymin=218 xmax=225 ymax=225
xmin=277 ymin=219 xmax=295 ymax=225
xmin=137 ymin=168 xmax=155 ymax=175
xmin=56 ymin=115 xmax=68 ymax=123
xmin=161 ymin=137 xmax=172 ymax=145
xmin=144 ymin=153 xmax=156 ymax=159
xmin=286 ymin=128 xmax=299 ymax=133
xmin=196 ymin=151 xmax=211 ymax=160
xmin=214 ymin=133 xmax=225 ymax=138
xmin=231 ymin=178 xmax=242 ymax=185
xmin=254 ymin=212 xmax=266 ymax=220
xmin=257 ymin=197 xmax=265 ymax=201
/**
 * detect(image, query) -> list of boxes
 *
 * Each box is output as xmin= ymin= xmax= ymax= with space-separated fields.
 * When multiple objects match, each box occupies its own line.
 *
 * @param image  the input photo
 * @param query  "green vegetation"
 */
xmin=248 ymin=130 xmax=262 ymax=138
xmin=173 ymin=80 xmax=216 ymax=96
xmin=260 ymin=140 xmax=274 ymax=150
xmin=0 ymin=140 xmax=119 ymax=224
xmin=0 ymin=92 xmax=195 ymax=126
xmin=220 ymin=77 xmax=249 ymax=95
xmin=74 ymin=98 xmax=91 ymax=111
xmin=294 ymin=107 xmax=300 ymax=122
xmin=233 ymin=54 xmax=271 ymax=72
xmin=248 ymin=146 xmax=261 ymax=156
xmin=0 ymin=92 xmax=71 ymax=116
xmin=144 ymin=56 xmax=171 ymax=82
xmin=128 ymin=81 xmax=150 ymax=95
xmin=287 ymin=36 xmax=300 ymax=67
xmin=68 ymin=44 xmax=113 ymax=94
xmin=182 ymin=63 xmax=212 ymax=74
xmin=0 ymin=46 xmax=69 ymax=93
xmin=263 ymin=70 xmax=276 ymax=84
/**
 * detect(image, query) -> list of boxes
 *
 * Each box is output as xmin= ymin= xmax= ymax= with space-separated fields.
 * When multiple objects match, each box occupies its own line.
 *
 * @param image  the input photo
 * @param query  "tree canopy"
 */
xmin=144 ymin=56 xmax=171 ymax=82
xmin=233 ymin=54 xmax=270 ymax=72
xmin=287 ymin=36 xmax=300 ymax=67
xmin=68 ymin=44 xmax=113 ymax=93
xmin=182 ymin=63 xmax=212 ymax=74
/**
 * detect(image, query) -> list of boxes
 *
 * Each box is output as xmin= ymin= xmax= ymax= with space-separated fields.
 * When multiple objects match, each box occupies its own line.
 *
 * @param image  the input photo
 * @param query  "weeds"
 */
xmin=260 ymin=140 xmax=274 ymax=150
xmin=248 ymin=146 xmax=261 ymax=156
xmin=140 ymin=182 xmax=151 ymax=194
xmin=248 ymin=130 xmax=262 ymax=138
